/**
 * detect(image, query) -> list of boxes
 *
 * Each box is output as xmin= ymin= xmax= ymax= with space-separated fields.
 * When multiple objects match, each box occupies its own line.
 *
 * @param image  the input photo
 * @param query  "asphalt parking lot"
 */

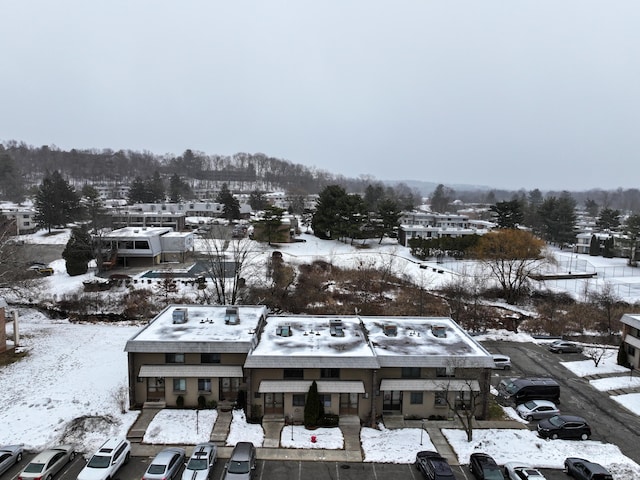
xmin=3 ymin=454 xmax=570 ymax=480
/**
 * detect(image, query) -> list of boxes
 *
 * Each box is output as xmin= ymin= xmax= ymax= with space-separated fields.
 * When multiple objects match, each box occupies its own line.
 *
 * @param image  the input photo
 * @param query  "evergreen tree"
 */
xmin=311 ymin=185 xmax=349 ymax=240
xmin=216 ymin=184 xmax=240 ymax=220
xmin=622 ymin=214 xmax=640 ymax=267
xmin=34 ymin=170 xmax=81 ymax=233
xmin=254 ymin=205 xmax=287 ymax=245
xmin=376 ymin=198 xmax=401 ymax=243
xmin=589 ymin=235 xmax=600 ymax=256
xmin=62 ymin=225 xmax=94 ymax=276
xmin=149 ymin=171 xmax=165 ymax=202
xmin=81 ymin=185 xmax=108 ymax=233
xmin=596 ymin=208 xmax=621 ymax=231
xmin=537 ymin=192 xmax=577 ymax=244
xmin=168 ymin=174 xmax=192 ymax=202
xmin=127 ymin=176 xmax=147 ymax=204
xmin=490 ymin=200 xmax=524 ymax=229
xmin=303 ymin=380 xmax=321 ymax=427
xmin=584 ymin=198 xmax=599 ymax=217
xmin=603 ymin=237 xmax=614 ymax=258
xmin=617 ymin=343 xmax=629 ymax=368
xmin=248 ymin=190 xmax=268 ymax=211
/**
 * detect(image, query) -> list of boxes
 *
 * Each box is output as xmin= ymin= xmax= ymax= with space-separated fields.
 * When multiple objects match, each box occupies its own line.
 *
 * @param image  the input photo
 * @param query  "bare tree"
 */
xmin=199 ymin=226 xmax=260 ymax=305
xmin=582 ymin=345 xmax=615 ymax=367
xmin=589 ymin=282 xmax=623 ymax=335
xmin=110 ymin=382 xmax=128 ymax=414
xmin=0 ymin=223 xmax=44 ymax=298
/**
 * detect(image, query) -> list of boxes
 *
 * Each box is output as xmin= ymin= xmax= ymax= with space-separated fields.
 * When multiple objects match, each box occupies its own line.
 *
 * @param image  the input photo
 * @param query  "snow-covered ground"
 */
xmin=3 ymin=228 xmax=640 ymax=479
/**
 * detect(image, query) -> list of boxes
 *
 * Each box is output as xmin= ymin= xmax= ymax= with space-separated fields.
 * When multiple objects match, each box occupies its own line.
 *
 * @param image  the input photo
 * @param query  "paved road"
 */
xmin=483 ymin=340 xmax=640 ymax=465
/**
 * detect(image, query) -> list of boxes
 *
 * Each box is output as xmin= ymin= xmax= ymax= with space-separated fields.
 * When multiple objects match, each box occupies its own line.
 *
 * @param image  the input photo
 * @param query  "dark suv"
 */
xmin=537 ymin=415 xmax=591 ymax=440
xmin=415 ymin=451 xmax=455 ymax=480
xmin=469 ymin=453 xmax=505 ymax=480
xmin=564 ymin=458 xmax=613 ymax=480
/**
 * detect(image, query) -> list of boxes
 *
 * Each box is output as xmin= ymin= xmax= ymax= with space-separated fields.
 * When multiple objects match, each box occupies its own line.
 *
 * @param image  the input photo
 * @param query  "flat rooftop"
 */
xmin=125 ymin=305 xmax=267 ymax=353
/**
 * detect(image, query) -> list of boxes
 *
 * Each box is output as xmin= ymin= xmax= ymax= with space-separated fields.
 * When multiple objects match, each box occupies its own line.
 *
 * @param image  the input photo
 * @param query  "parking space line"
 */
xmin=335 ymin=462 xmax=339 ymax=480
xmin=257 ymin=459 xmax=265 ymax=480
xmin=408 ymin=462 xmax=418 ymax=480
xmin=372 ymin=463 xmax=378 ymax=480
xmin=298 ymin=460 xmax=302 ymax=480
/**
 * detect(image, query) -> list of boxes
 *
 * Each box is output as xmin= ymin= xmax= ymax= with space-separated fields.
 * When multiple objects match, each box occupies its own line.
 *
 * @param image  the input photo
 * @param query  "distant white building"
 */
xmin=0 ymin=206 xmax=37 ymax=234
xmin=397 ymin=211 xmax=493 ymax=247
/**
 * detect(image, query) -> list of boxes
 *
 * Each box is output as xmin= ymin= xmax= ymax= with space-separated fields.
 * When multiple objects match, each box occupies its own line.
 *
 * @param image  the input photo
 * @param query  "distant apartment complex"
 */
xmin=398 ymin=211 xmax=494 ymax=247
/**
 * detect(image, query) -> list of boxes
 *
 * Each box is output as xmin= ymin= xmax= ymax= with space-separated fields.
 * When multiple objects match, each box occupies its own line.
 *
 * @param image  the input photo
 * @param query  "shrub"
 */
xmin=176 ymin=395 xmax=184 ymax=408
xmin=197 ymin=395 xmax=206 ymax=409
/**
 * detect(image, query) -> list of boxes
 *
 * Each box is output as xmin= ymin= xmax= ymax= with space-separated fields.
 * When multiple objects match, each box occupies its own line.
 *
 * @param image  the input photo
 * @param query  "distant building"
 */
xmin=0 ymin=206 xmax=37 ymax=235
xmin=125 ymin=305 xmax=494 ymax=423
xmin=398 ymin=211 xmax=493 ymax=247
xmin=96 ymin=227 xmax=194 ymax=267
xmin=620 ymin=313 xmax=640 ymax=369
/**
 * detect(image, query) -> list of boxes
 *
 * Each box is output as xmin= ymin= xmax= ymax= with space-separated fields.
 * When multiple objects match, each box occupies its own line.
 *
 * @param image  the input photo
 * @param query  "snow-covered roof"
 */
xmin=245 ymin=315 xmax=378 ymax=368
xmin=104 ymin=226 xmax=173 ymax=238
xmin=621 ymin=313 xmax=640 ymax=330
xmin=361 ymin=317 xmax=494 ymax=368
xmin=125 ymin=305 xmax=268 ymax=353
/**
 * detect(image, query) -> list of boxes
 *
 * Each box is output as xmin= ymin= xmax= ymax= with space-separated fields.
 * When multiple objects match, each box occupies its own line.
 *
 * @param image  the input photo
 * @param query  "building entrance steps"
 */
xmin=210 ymin=410 xmax=232 ymax=444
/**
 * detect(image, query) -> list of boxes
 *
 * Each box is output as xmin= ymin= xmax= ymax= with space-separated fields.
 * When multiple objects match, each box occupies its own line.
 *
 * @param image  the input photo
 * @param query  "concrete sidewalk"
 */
xmin=128 ymin=408 xmax=524 ymax=464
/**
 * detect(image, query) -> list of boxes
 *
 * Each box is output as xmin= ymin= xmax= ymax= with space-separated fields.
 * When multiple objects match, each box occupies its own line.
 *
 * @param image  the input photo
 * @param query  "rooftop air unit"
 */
xmin=276 ymin=324 xmax=292 ymax=337
xmin=224 ymin=307 xmax=239 ymax=325
xmin=383 ymin=324 xmax=397 ymax=337
xmin=172 ymin=307 xmax=188 ymax=324
xmin=330 ymin=319 xmax=345 ymax=337
xmin=431 ymin=325 xmax=447 ymax=338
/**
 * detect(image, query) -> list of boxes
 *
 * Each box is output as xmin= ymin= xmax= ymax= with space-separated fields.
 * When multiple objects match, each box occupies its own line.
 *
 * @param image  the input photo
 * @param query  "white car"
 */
xmin=77 ymin=438 xmax=131 ymax=480
xmin=516 ymin=399 xmax=560 ymax=422
xmin=503 ymin=462 xmax=546 ymax=480
xmin=492 ymin=354 xmax=512 ymax=370
xmin=182 ymin=443 xmax=217 ymax=480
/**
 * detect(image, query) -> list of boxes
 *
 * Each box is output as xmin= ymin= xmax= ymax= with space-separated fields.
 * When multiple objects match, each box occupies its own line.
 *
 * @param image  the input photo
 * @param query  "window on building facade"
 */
xmin=410 ymin=392 xmax=423 ymax=404
xmin=165 ymin=353 xmax=185 ymax=363
xmin=434 ymin=392 xmax=447 ymax=407
xmin=292 ymin=394 xmax=305 ymax=406
xmin=320 ymin=368 xmax=340 ymax=379
xmin=628 ymin=345 xmax=636 ymax=356
xmin=401 ymin=367 xmax=421 ymax=378
xmin=455 ymin=390 xmax=471 ymax=410
xmin=319 ymin=394 xmax=331 ymax=407
xmin=198 ymin=378 xmax=212 ymax=393
xmin=436 ymin=366 xmax=455 ymax=378
xmin=283 ymin=369 xmax=304 ymax=379
xmin=173 ymin=378 xmax=186 ymax=392
xmin=201 ymin=353 xmax=221 ymax=363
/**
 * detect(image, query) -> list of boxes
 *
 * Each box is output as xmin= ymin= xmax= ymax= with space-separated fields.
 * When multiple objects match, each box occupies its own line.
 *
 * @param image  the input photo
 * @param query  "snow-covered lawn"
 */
xmin=226 ymin=409 xmax=264 ymax=447
xmin=143 ymin=409 xmax=218 ymax=444
xmin=360 ymin=425 xmax=435 ymax=463
xmin=561 ymin=354 xmax=629 ymax=377
xmin=590 ymin=375 xmax=640 ymax=391
xmin=280 ymin=425 xmax=344 ymax=449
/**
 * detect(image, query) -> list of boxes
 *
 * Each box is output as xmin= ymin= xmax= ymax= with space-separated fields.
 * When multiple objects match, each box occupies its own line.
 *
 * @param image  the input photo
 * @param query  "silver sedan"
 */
xmin=0 ymin=445 xmax=24 ymax=476
xmin=18 ymin=445 xmax=75 ymax=480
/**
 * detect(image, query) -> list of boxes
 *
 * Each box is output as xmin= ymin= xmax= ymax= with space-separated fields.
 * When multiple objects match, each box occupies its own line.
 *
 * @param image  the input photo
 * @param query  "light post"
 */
xmin=291 ymin=421 xmax=294 ymax=441
xmin=420 ymin=419 xmax=424 ymax=445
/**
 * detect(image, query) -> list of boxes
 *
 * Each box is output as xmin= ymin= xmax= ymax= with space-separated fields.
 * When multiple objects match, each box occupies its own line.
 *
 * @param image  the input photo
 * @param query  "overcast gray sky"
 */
xmin=1 ymin=1 xmax=639 ymax=191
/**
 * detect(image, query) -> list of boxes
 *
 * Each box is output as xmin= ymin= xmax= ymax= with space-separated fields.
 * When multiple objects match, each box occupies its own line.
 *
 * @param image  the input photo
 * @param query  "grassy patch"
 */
xmin=0 ymin=348 xmax=28 ymax=367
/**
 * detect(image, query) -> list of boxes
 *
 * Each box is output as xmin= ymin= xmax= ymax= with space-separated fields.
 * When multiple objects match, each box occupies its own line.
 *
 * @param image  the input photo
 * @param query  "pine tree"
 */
xmin=34 ymin=171 xmax=81 ymax=233
xmin=589 ymin=235 xmax=599 ymax=256
xmin=216 ymin=184 xmax=240 ymax=220
xmin=311 ymin=185 xmax=348 ymax=240
xmin=303 ymin=380 xmax=321 ymax=427
xmin=62 ymin=225 xmax=94 ymax=276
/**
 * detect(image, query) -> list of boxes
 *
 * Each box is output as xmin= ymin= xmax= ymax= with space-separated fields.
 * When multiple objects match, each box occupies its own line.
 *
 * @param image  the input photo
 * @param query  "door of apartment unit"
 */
xmin=220 ymin=377 xmax=240 ymax=401
xmin=147 ymin=377 xmax=165 ymax=402
xmin=382 ymin=391 xmax=402 ymax=412
xmin=339 ymin=393 xmax=359 ymax=415
xmin=264 ymin=393 xmax=284 ymax=414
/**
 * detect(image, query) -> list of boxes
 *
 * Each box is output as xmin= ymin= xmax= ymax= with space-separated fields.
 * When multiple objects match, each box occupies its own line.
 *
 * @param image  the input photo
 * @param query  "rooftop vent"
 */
xmin=330 ymin=319 xmax=345 ymax=337
xmin=383 ymin=324 xmax=397 ymax=337
xmin=224 ymin=307 xmax=239 ymax=325
xmin=172 ymin=307 xmax=188 ymax=324
xmin=276 ymin=324 xmax=292 ymax=337
xmin=431 ymin=325 xmax=447 ymax=338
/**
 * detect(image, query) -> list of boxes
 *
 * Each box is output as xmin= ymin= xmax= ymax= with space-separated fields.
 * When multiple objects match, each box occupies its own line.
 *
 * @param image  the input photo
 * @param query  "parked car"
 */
xmin=516 ymin=400 xmax=560 ymax=421
xmin=564 ymin=457 xmax=613 ymax=480
xmin=142 ymin=448 xmax=186 ymax=480
xmin=497 ymin=377 xmax=560 ymax=406
xmin=415 ymin=450 xmax=455 ymax=480
xmin=223 ymin=442 xmax=256 ymax=480
xmin=77 ymin=437 xmax=131 ymax=480
xmin=491 ymin=355 xmax=512 ymax=370
xmin=469 ymin=453 xmax=505 ymax=480
xmin=182 ymin=443 xmax=217 ymax=480
xmin=18 ymin=445 xmax=75 ymax=480
xmin=503 ymin=462 xmax=546 ymax=480
xmin=537 ymin=415 xmax=591 ymax=440
xmin=0 ymin=445 xmax=24 ymax=476
xmin=548 ymin=340 xmax=582 ymax=354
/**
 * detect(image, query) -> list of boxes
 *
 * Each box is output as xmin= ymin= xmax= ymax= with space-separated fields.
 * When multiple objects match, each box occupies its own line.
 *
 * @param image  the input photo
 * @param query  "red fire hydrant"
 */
xmin=311 ymin=435 xmax=317 ymax=443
